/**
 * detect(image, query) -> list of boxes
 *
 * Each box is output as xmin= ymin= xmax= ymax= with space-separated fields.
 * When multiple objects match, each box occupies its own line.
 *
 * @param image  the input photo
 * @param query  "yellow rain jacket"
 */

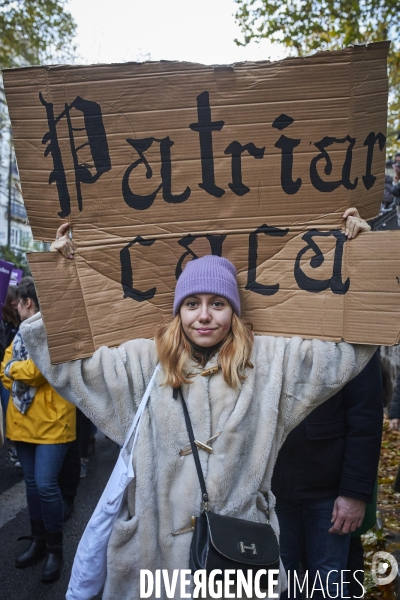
xmin=1 ymin=344 xmax=76 ymax=444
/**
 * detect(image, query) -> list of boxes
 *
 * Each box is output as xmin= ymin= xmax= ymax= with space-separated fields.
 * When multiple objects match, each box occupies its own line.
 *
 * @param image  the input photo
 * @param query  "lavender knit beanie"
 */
xmin=173 ymin=255 xmax=241 ymax=316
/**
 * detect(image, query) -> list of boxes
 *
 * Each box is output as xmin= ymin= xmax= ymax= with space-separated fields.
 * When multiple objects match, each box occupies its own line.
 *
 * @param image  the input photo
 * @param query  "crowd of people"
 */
xmin=0 ymin=207 xmax=396 ymax=599
xmin=382 ymin=152 xmax=400 ymax=212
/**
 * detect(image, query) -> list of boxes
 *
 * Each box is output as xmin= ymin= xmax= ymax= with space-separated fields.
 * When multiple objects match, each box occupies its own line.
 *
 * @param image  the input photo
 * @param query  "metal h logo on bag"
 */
xmin=239 ymin=541 xmax=257 ymax=556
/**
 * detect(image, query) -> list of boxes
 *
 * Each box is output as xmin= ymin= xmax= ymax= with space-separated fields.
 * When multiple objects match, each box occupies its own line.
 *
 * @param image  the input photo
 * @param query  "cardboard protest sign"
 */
xmin=3 ymin=41 xmax=400 ymax=363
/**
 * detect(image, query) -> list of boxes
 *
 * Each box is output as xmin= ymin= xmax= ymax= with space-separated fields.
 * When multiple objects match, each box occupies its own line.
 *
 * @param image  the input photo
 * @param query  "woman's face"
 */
xmin=180 ymin=294 xmax=233 ymax=347
xmin=17 ymin=298 xmax=37 ymax=322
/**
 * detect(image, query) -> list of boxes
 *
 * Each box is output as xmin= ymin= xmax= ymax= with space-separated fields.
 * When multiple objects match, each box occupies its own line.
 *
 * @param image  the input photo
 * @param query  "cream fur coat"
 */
xmin=21 ymin=313 xmax=374 ymax=600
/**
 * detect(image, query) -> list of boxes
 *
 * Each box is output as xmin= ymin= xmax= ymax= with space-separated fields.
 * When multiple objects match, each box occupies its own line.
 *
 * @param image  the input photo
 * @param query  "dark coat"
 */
xmin=391 ymin=182 xmax=400 ymax=198
xmin=271 ymin=352 xmax=383 ymax=503
xmin=383 ymin=175 xmax=395 ymax=208
xmin=388 ymin=369 xmax=400 ymax=419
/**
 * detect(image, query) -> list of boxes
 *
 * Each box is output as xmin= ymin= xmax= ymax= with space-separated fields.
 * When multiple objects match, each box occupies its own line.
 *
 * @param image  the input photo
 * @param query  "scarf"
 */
xmin=4 ymin=331 xmax=38 ymax=414
xmin=189 ymin=339 xmax=224 ymax=366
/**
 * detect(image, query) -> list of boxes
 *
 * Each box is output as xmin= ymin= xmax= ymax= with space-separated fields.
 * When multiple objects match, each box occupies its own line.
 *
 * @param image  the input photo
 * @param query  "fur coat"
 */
xmin=20 ymin=312 xmax=374 ymax=600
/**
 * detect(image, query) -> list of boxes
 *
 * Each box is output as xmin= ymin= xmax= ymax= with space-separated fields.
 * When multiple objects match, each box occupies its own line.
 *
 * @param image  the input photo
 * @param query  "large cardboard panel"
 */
xmin=28 ymin=229 xmax=400 ymax=363
xmin=4 ymin=42 xmax=400 ymax=363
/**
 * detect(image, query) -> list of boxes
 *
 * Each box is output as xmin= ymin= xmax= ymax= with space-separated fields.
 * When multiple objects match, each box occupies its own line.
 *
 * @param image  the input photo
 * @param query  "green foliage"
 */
xmin=0 ymin=245 xmax=30 ymax=275
xmin=387 ymin=83 xmax=400 ymax=157
xmin=0 ymin=0 xmax=76 ymax=68
xmin=234 ymin=0 xmax=400 ymax=155
xmin=235 ymin=0 xmax=399 ymax=53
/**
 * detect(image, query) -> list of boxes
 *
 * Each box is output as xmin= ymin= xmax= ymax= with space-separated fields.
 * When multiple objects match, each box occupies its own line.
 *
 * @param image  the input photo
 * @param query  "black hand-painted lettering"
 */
xmin=40 ymin=93 xmax=111 ymax=218
xmin=224 ymin=141 xmax=265 ymax=196
xmin=294 ymin=230 xmax=349 ymax=295
xmin=362 ymin=132 xmax=386 ymax=190
xmin=272 ymin=115 xmax=301 ymax=195
xmin=41 ymin=94 xmax=70 ymax=218
xmin=175 ymin=233 xmax=227 ymax=279
xmin=189 ymin=91 xmax=225 ymax=198
xmin=310 ymin=136 xmax=357 ymax=192
xmin=272 ymin=114 xmax=294 ymax=131
xmin=246 ymin=224 xmax=289 ymax=295
xmin=123 ymin=137 xmax=191 ymax=210
xmin=120 ymin=237 xmax=157 ymax=302
xmin=123 ymin=138 xmax=162 ymax=210
xmin=160 ymin=137 xmax=191 ymax=203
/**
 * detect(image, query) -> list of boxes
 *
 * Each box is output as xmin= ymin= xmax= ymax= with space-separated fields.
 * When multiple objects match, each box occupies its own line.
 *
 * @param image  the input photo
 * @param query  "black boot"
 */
xmin=41 ymin=530 xmax=63 ymax=582
xmin=63 ymin=497 xmax=75 ymax=521
xmin=15 ymin=519 xmax=47 ymax=568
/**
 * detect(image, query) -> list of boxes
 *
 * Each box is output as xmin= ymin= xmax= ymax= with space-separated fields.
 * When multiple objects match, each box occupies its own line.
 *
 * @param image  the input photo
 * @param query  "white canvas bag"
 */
xmin=66 ymin=364 xmax=160 ymax=600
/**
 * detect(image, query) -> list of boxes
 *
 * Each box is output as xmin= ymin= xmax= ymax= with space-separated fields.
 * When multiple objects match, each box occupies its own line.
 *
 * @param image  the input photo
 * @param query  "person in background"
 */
xmin=57 ymin=435 xmax=81 ymax=521
xmin=0 ymin=278 xmax=76 ymax=582
xmin=389 ymin=368 xmax=400 ymax=433
xmin=388 ymin=153 xmax=400 ymax=201
xmin=393 ymin=152 xmax=400 ymax=185
xmin=389 ymin=368 xmax=400 ymax=492
xmin=58 ymin=411 xmax=100 ymax=519
xmin=346 ymin=479 xmax=379 ymax=599
xmin=382 ymin=174 xmax=395 ymax=211
xmin=1 ymin=285 xmax=20 ymax=465
xmin=57 ymin=410 xmax=99 ymax=521
xmin=3 ymin=285 xmax=20 ymax=347
xmin=57 ymin=408 xmax=93 ymax=522
xmin=78 ymin=409 xmax=95 ymax=478
xmin=272 ymin=352 xmax=383 ymax=599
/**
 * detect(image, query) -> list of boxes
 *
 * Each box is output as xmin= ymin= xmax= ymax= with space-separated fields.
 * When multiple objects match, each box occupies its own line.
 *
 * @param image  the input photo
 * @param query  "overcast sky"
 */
xmin=67 ymin=0 xmax=286 ymax=66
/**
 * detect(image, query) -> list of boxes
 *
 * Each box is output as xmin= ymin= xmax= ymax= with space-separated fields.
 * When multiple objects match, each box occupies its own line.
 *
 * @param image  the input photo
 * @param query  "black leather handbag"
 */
xmin=174 ymin=387 xmax=280 ymax=588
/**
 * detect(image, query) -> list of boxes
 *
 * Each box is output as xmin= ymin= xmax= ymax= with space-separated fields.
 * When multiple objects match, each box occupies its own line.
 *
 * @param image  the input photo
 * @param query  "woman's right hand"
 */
xmin=390 ymin=419 xmax=400 ymax=431
xmin=50 ymin=222 xmax=74 ymax=260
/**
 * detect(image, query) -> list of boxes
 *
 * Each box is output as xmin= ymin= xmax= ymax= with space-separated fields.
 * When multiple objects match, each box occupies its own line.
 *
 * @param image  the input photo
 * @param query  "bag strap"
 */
xmin=123 ymin=364 xmax=160 ymax=477
xmin=174 ymin=387 xmax=209 ymax=510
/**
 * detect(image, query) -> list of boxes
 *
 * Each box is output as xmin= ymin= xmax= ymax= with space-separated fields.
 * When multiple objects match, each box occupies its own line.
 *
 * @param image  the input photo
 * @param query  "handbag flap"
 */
xmin=206 ymin=511 xmax=280 ymax=566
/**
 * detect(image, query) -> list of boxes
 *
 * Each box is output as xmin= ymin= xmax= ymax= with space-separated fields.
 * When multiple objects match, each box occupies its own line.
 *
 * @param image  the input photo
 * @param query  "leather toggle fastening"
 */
xmin=195 ymin=440 xmax=213 ymax=453
xmin=179 ymin=431 xmax=221 ymax=457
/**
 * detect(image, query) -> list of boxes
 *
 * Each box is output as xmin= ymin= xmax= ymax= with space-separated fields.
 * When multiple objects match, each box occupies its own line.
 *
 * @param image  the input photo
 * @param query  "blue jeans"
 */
xmin=0 ymin=382 xmax=9 ymax=432
xmin=276 ymin=497 xmax=351 ymax=599
xmin=15 ymin=441 xmax=70 ymax=532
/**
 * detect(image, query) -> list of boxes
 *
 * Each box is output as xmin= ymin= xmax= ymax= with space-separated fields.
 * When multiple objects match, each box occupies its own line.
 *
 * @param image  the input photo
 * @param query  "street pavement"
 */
xmin=0 ymin=432 xmax=119 ymax=600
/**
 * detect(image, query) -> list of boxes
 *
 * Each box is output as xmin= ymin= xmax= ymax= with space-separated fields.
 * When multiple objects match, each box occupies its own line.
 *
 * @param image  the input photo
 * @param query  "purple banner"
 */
xmin=10 ymin=268 xmax=23 ymax=287
xmin=0 ymin=260 xmax=14 ymax=320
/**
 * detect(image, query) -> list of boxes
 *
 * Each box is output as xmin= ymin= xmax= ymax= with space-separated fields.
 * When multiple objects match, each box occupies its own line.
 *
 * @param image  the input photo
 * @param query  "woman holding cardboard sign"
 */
xmin=20 ymin=208 xmax=372 ymax=600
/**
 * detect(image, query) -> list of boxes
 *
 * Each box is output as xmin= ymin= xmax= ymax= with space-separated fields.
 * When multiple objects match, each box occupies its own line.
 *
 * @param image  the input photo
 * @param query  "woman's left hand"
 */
xmin=342 ymin=207 xmax=371 ymax=239
xmin=50 ymin=222 xmax=74 ymax=259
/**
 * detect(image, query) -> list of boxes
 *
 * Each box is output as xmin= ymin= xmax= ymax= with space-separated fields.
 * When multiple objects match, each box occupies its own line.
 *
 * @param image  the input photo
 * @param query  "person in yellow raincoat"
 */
xmin=1 ymin=277 xmax=75 ymax=583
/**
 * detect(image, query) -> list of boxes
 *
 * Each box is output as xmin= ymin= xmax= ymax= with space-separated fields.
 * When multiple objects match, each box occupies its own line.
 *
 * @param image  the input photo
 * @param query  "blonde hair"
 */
xmin=155 ymin=313 xmax=254 ymax=389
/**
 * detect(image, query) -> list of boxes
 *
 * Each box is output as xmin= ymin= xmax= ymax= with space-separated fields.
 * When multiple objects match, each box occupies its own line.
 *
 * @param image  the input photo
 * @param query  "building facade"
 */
xmin=0 ymin=81 xmax=46 ymax=254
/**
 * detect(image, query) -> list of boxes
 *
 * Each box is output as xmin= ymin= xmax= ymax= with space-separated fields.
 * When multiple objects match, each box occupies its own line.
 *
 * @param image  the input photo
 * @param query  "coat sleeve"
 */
xmin=280 ymin=337 xmax=376 ymax=434
xmin=0 ymin=343 xmax=13 ymax=390
xmin=390 ymin=182 xmax=400 ymax=197
xmin=19 ymin=312 xmax=158 ymax=445
xmin=338 ymin=351 xmax=383 ymax=502
xmin=3 ymin=357 xmax=47 ymax=387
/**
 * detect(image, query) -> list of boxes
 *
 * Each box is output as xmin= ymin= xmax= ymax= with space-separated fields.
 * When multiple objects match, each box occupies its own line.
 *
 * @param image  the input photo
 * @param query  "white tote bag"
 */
xmin=66 ymin=365 xmax=160 ymax=600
